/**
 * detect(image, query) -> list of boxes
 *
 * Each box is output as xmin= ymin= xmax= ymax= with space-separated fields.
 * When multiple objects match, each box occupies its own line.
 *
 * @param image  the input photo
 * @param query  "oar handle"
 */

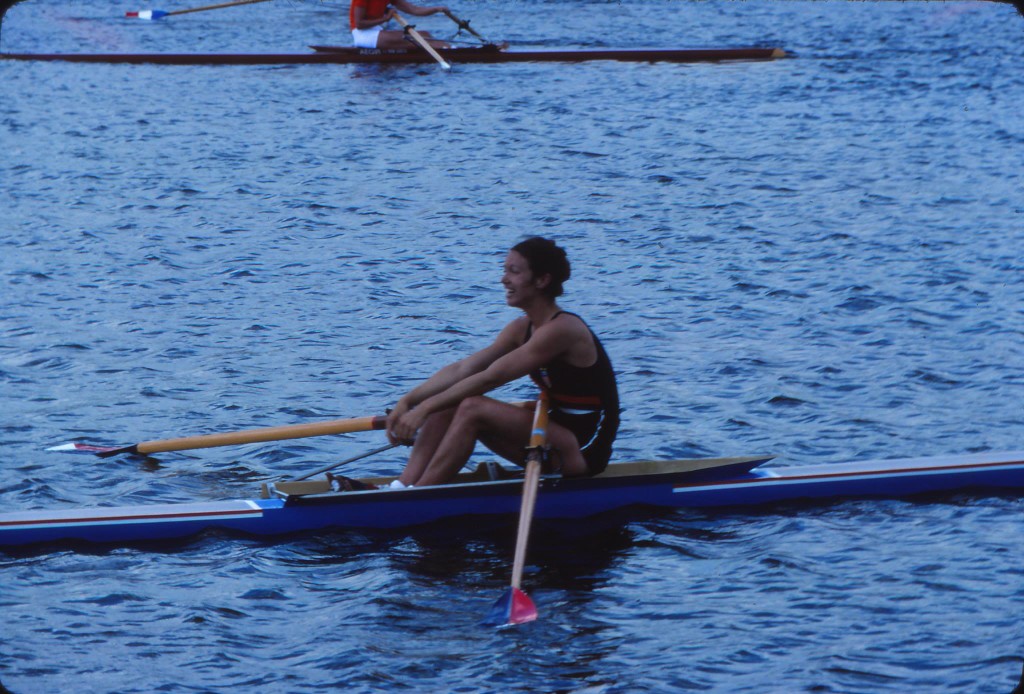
xmin=510 ymin=394 xmax=549 ymax=590
xmin=392 ymin=14 xmax=452 ymax=70
xmin=127 ymin=415 xmax=387 ymax=456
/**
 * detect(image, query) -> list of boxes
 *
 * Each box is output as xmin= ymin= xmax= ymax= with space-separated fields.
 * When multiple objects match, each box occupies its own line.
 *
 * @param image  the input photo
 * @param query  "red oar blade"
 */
xmin=483 ymin=587 xmax=537 ymax=627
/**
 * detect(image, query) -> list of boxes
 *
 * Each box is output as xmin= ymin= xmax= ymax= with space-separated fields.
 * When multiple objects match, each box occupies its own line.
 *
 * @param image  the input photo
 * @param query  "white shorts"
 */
xmin=351 ymin=26 xmax=383 ymax=49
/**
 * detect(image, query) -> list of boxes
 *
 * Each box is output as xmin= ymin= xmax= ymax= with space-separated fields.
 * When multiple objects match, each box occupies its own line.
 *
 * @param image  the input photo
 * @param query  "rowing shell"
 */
xmin=2 ymin=450 xmax=1023 ymax=550
xmin=0 ymin=46 xmax=786 ymax=66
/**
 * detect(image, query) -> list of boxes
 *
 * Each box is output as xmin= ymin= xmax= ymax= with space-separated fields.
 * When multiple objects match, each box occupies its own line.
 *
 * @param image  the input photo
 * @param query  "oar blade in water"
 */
xmin=483 ymin=587 xmax=537 ymax=627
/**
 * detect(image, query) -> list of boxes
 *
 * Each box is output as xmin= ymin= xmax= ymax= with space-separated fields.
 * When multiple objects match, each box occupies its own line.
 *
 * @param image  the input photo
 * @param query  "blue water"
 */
xmin=2 ymin=0 xmax=1024 ymax=691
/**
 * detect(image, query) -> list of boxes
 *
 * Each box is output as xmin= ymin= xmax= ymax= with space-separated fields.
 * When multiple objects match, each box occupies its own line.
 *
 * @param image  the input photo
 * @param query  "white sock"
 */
xmin=387 ymin=479 xmax=407 ymax=489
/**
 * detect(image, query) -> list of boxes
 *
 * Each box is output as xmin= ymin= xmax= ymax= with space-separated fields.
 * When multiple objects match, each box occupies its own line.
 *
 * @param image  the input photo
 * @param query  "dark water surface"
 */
xmin=2 ymin=0 xmax=1023 ymax=691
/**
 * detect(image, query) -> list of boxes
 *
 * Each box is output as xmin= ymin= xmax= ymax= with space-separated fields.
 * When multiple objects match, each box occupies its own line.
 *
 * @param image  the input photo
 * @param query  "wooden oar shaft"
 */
xmin=392 ymin=14 xmax=451 ymax=70
xmin=510 ymin=459 xmax=540 ymax=589
xmin=168 ymin=0 xmax=271 ymax=17
xmin=134 ymin=415 xmax=386 ymax=455
xmin=509 ymin=395 xmax=549 ymax=590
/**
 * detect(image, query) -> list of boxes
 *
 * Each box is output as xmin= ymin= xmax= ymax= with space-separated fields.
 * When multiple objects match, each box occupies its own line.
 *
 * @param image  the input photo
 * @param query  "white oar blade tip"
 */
xmin=46 ymin=443 xmax=80 ymax=451
xmin=47 ymin=442 xmax=123 ymax=455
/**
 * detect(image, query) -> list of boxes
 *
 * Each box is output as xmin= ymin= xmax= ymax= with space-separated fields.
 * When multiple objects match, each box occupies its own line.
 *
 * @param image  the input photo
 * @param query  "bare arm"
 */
xmin=389 ymin=316 xmax=585 ymax=441
xmin=386 ymin=318 xmax=526 ymax=439
xmin=391 ymin=0 xmax=449 ymax=18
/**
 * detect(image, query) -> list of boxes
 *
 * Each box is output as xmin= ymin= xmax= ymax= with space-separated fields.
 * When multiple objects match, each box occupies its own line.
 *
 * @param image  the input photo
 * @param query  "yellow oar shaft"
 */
xmin=134 ymin=414 xmax=387 ymax=455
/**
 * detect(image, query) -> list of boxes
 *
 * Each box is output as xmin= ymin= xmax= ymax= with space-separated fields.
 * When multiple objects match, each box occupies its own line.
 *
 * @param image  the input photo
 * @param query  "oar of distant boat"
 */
xmin=391 ymin=13 xmax=451 ymax=70
xmin=123 ymin=0 xmax=456 ymax=71
xmin=443 ymin=9 xmax=491 ymax=44
xmin=126 ymin=0 xmax=272 ymax=20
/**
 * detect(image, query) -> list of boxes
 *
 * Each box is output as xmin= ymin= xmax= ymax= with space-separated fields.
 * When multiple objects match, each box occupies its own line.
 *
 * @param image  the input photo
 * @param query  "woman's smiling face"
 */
xmin=502 ymin=250 xmax=544 ymax=308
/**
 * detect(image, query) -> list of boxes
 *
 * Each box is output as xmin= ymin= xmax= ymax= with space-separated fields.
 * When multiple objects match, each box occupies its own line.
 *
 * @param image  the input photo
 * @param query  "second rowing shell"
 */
xmin=0 ymin=46 xmax=787 ymax=66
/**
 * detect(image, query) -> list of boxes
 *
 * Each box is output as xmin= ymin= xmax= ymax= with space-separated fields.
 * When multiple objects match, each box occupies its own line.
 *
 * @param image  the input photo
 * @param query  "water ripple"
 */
xmin=2 ymin=0 xmax=1023 ymax=692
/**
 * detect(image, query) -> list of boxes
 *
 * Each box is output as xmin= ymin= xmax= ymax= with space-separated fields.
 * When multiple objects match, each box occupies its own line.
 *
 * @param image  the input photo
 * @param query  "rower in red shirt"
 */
xmin=350 ymin=0 xmax=450 ymax=50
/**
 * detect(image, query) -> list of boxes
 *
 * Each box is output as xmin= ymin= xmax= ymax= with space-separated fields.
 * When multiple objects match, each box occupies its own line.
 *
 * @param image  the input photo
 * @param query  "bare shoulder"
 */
xmin=545 ymin=312 xmax=597 ymax=365
xmin=532 ymin=311 xmax=591 ymax=346
xmin=496 ymin=315 xmax=531 ymax=345
xmin=551 ymin=311 xmax=591 ymax=336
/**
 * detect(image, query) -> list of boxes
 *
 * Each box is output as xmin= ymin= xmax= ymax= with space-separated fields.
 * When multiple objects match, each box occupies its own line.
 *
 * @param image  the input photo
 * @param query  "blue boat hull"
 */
xmin=2 ymin=451 xmax=1023 ymax=549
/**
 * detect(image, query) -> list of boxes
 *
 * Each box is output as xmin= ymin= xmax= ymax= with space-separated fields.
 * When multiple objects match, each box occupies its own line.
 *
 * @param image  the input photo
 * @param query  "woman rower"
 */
xmin=349 ymin=0 xmax=450 ymax=50
xmin=385 ymin=237 xmax=620 ymax=487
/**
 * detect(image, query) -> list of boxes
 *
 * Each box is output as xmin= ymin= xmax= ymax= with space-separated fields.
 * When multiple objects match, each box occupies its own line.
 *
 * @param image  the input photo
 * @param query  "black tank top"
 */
xmin=525 ymin=312 xmax=620 ymax=420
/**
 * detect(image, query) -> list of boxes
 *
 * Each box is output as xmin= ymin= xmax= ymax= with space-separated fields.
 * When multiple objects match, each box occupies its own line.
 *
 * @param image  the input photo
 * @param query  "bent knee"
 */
xmin=453 ymin=396 xmax=492 ymax=420
xmin=454 ymin=398 xmax=529 ymax=430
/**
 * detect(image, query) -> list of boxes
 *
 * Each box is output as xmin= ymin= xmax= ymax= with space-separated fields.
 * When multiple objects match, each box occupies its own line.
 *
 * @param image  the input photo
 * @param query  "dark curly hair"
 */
xmin=511 ymin=236 xmax=571 ymax=298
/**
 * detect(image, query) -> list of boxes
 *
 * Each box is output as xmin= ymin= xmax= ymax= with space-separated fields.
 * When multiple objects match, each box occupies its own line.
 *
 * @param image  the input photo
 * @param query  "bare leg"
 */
xmin=396 ymin=407 xmax=454 ymax=486
xmin=376 ymin=29 xmax=450 ymax=50
xmin=412 ymin=397 xmax=513 ymax=486
xmin=480 ymin=423 xmax=590 ymax=478
xmin=411 ymin=397 xmax=590 ymax=487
